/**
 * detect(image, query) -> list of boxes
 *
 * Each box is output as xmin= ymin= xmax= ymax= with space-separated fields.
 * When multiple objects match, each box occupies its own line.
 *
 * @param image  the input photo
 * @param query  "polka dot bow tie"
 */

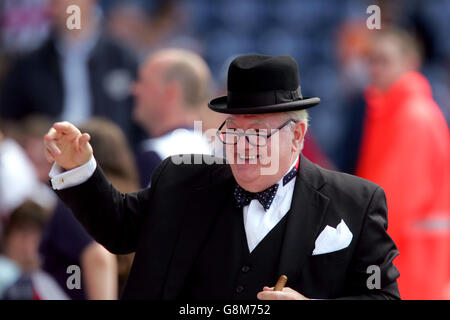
xmin=234 ymin=165 xmax=298 ymax=211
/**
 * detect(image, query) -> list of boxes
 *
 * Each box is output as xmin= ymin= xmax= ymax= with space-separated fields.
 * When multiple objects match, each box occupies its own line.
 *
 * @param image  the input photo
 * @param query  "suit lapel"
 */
xmin=161 ymin=156 xmax=330 ymax=298
xmin=277 ymin=156 xmax=330 ymax=286
xmin=162 ymin=164 xmax=235 ymax=299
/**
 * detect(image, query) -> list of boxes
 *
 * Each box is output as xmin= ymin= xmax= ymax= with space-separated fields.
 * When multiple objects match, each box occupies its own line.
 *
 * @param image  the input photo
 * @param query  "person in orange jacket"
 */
xmin=357 ymin=28 xmax=450 ymax=299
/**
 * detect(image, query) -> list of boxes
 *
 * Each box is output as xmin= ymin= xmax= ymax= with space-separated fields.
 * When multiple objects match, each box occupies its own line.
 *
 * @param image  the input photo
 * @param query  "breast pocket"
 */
xmin=301 ymin=247 xmax=351 ymax=298
xmin=310 ymin=247 xmax=350 ymax=264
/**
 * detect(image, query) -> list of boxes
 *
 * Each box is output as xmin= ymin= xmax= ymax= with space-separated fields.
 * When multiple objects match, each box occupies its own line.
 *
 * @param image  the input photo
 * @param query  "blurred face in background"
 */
xmin=3 ymin=226 xmax=42 ymax=272
xmin=132 ymin=60 xmax=169 ymax=134
xmin=15 ymin=116 xmax=54 ymax=184
xmin=224 ymin=113 xmax=304 ymax=192
xmin=368 ymin=34 xmax=417 ymax=92
xmin=23 ymin=135 xmax=52 ymax=184
xmin=336 ymin=21 xmax=371 ymax=93
xmin=48 ymin=0 xmax=96 ymax=34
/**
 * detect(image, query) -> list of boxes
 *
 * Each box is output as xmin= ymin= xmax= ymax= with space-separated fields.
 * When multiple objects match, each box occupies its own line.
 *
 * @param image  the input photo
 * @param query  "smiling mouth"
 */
xmin=238 ymin=154 xmax=259 ymax=161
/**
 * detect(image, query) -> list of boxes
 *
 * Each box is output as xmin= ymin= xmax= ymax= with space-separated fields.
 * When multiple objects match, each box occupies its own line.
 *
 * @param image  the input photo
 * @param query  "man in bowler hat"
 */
xmin=44 ymin=55 xmax=400 ymax=299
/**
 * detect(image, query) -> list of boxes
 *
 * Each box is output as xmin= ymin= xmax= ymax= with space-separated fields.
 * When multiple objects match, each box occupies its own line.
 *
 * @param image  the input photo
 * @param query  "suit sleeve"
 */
xmin=54 ymin=157 xmax=171 ymax=255
xmin=337 ymin=186 xmax=401 ymax=300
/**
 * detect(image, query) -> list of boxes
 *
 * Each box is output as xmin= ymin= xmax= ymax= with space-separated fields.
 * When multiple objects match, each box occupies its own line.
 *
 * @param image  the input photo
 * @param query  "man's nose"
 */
xmin=236 ymin=134 xmax=249 ymax=151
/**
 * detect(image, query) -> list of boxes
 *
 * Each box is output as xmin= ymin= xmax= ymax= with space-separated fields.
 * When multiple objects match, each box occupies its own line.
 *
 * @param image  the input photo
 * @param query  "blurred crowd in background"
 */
xmin=0 ymin=0 xmax=449 ymax=300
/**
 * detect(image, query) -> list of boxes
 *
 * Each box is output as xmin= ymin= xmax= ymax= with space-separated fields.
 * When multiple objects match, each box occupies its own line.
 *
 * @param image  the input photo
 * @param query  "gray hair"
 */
xmin=287 ymin=110 xmax=309 ymax=131
xmin=285 ymin=109 xmax=309 ymax=151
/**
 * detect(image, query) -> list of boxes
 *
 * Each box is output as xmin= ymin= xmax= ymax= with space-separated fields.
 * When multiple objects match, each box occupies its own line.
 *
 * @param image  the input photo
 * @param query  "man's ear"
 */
xmin=292 ymin=122 xmax=306 ymax=152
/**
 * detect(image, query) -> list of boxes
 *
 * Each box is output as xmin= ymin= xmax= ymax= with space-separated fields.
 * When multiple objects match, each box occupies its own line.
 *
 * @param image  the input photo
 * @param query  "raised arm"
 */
xmin=44 ymin=122 xmax=163 ymax=254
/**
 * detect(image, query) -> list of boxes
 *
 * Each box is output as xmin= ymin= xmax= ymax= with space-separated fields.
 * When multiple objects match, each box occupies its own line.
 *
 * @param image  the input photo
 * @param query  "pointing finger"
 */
xmin=44 ymin=127 xmax=59 ymax=141
xmin=53 ymin=121 xmax=80 ymax=136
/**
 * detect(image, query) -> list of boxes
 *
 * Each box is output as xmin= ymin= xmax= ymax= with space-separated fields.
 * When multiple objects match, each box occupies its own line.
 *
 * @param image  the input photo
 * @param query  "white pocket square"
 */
xmin=312 ymin=219 xmax=353 ymax=255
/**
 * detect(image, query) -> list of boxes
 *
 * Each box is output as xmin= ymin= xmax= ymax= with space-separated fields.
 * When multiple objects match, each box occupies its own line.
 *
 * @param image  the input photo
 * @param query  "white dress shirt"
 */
xmin=49 ymin=157 xmax=298 ymax=252
xmin=49 ymin=156 xmax=97 ymax=190
xmin=243 ymin=159 xmax=297 ymax=252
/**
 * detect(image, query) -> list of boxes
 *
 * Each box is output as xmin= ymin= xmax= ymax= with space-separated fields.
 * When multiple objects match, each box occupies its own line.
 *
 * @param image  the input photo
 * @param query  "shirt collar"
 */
xmin=277 ymin=155 xmax=300 ymax=188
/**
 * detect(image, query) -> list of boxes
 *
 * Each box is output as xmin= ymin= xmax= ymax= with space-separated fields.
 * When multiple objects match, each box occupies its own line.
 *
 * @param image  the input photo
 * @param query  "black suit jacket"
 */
xmin=56 ymin=155 xmax=400 ymax=299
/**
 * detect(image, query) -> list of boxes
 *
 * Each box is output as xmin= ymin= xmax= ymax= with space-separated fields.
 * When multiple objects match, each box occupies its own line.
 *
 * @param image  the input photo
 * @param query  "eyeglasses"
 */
xmin=216 ymin=119 xmax=297 ymax=147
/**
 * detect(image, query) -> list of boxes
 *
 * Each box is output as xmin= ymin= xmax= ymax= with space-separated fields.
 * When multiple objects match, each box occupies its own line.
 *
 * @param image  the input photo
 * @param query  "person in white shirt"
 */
xmin=0 ymin=133 xmax=55 ymax=218
xmin=131 ymin=48 xmax=213 ymax=187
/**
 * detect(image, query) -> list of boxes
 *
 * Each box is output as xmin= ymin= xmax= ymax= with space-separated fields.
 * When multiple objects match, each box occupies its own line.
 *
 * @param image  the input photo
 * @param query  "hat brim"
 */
xmin=208 ymin=96 xmax=320 ymax=114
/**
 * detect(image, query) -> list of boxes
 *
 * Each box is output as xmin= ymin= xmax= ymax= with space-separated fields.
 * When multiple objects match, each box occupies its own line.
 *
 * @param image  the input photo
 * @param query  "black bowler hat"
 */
xmin=208 ymin=54 xmax=320 ymax=114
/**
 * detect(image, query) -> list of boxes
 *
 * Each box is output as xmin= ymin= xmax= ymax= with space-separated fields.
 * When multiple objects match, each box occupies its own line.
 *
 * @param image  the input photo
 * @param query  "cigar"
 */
xmin=274 ymin=275 xmax=288 ymax=291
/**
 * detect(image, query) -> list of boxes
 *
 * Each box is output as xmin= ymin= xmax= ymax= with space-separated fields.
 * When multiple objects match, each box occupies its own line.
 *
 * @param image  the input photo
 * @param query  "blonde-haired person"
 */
xmin=132 ymin=48 xmax=213 ymax=187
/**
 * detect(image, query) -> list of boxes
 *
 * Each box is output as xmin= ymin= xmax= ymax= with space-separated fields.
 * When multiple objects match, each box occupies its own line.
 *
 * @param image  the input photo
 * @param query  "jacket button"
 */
xmin=235 ymin=285 xmax=245 ymax=293
xmin=241 ymin=265 xmax=250 ymax=273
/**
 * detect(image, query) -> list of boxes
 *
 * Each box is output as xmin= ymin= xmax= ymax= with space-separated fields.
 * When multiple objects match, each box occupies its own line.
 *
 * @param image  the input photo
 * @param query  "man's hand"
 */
xmin=257 ymin=286 xmax=310 ymax=300
xmin=44 ymin=121 xmax=93 ymax=170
